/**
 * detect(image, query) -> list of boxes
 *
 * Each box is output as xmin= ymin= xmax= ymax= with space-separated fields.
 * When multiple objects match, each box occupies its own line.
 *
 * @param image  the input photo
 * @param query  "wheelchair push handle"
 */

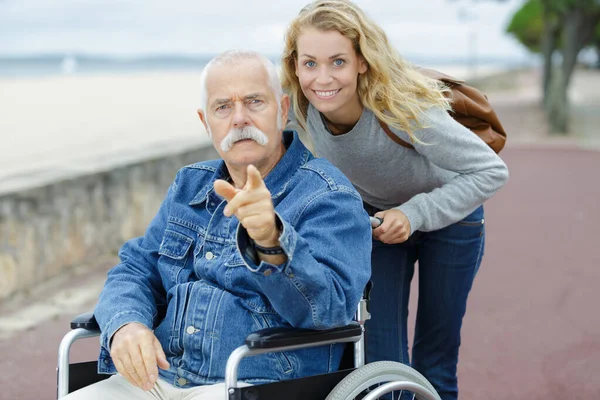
xmin=369 ymin=216 xmax=383 ymax=229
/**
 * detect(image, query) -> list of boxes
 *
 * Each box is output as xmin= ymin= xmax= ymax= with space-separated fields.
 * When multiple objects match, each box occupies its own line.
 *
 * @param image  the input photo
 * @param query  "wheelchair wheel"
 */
xmin=325 ymin=361 xmax=441 ymax=400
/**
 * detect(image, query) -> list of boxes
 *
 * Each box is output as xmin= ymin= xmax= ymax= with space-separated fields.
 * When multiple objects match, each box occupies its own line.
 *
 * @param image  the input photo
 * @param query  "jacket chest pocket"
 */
xmin=158 ymin=229 xmax=194 ymax=284
xmin=193 ymin=240 xmax=242 ymax=287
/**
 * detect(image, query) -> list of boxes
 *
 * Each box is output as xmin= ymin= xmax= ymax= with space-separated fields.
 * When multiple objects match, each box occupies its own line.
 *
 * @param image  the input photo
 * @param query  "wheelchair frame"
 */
xmin=57 ymin=292 xmax=440 ymax=400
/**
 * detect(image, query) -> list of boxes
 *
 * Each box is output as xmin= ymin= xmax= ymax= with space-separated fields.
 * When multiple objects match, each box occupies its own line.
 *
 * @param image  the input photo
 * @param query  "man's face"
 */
xmin=199 ymin=59 xmax=289 ymax=172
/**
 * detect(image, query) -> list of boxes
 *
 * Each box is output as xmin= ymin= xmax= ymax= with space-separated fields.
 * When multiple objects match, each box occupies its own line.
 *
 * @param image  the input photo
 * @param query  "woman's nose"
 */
xmin=315 ymin=67 xmax=334 ymax=85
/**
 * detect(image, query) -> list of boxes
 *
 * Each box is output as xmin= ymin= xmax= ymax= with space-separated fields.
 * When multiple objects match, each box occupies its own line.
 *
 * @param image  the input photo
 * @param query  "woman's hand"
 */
xmin=372 ymin=209 xmax=412 ymax=244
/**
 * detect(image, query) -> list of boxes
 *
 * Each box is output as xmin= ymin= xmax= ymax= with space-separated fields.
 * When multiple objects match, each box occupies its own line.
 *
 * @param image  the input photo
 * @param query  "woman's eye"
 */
xmin=333 ymin=59 xmax=345 ymax=67
xmin=304 ymin=60 xmax=316 ymax=68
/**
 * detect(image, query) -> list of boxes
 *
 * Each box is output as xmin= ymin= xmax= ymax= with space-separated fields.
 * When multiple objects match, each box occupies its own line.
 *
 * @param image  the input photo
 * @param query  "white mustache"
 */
xmin=220 ymin=126 xmax=269 ymax=152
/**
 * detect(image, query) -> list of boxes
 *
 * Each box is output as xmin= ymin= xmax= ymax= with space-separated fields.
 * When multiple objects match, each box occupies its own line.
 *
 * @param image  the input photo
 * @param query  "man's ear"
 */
xmin=280 ymin=94 xmax=291 ymax=129
xmin=197 ymin=110 xmax=210 ymax=136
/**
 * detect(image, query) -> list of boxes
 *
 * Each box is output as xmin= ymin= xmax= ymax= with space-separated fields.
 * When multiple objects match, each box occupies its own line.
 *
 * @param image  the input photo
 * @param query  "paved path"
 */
xmin=458 ymin=146 xmax=600 ymax=399
xmin=0 ymin=144 xmax=598 ymax=399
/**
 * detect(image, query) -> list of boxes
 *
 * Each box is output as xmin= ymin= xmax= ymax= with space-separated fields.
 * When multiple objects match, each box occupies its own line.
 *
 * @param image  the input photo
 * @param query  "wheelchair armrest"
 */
xmin=245 ymin=323 xmax=361 ymax=349
xmin=70 ymin=311 xmax=99 ymax=331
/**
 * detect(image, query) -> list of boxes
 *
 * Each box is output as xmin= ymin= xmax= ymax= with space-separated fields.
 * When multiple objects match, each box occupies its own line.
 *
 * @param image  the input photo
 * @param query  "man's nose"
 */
xmin=315 ymin=66 xmax=333 ymax=85
xmin=231 ymin=102 xmax=251 ymax=127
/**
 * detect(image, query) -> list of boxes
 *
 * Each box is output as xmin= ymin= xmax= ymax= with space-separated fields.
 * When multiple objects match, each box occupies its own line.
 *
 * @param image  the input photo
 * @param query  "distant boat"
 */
xmin=60 ymin=55 xmax=78 ymax=74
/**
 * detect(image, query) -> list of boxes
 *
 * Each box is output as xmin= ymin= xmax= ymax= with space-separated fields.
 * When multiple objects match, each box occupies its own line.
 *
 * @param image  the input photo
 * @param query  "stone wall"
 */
xmin=0 ymin=145 xmax=219 ymax=304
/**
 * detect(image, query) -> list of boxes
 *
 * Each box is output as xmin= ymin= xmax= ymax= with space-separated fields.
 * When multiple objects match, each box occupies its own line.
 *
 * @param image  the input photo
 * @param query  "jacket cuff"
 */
xmin=98 ymin=347 xmax=117 ymax=374
xmin=99 ymin=311 xmax=150 ymax=352
xmin=236 ymin=212 xmax=294 ymax=274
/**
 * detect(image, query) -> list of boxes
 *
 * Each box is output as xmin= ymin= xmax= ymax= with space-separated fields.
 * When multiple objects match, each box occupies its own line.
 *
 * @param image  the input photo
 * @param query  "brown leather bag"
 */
xmin=379 ymin=67 xmax=507 ymax=153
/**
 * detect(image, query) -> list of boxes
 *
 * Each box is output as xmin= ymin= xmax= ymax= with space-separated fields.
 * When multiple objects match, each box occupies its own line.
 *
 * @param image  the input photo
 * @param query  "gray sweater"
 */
xmin=306 ymin=104 xmax=509 ymax=233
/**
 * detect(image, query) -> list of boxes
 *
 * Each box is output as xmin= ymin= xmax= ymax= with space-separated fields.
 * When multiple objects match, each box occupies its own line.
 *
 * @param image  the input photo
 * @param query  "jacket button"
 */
xmin=177 ymin=377 xmax=187 ymax=386
xmin=263 ymin=268 xmax=273 ymax=277
xmin=186 ymin=326 xmax=196 ymax=334
xmin=205 ymin=252 xmax=214 ymax=260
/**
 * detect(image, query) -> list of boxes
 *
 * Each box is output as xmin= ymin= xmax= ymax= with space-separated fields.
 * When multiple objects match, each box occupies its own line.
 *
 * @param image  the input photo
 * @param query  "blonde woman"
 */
xmin=281 ymin=1 xmax=509 ymax=399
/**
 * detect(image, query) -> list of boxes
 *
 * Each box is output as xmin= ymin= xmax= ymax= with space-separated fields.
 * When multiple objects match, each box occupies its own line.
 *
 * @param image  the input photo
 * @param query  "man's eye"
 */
xmin=216 ymin=104 xmax=230 ymax=111
xmin=304 ymin=60 xmax=316 ymax=68
xmin=247 ymin=99 xmax=264 ymax=108
xmin=333 ymin=59 xmax=345 ymax=67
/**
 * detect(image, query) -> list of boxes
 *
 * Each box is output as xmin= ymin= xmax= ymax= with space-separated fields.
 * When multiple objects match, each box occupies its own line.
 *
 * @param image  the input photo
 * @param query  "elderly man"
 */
xmin=62 ymin=49 xmax=372 ymax=399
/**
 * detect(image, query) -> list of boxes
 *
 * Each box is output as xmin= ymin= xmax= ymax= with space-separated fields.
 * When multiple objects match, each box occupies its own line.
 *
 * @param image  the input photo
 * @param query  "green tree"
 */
xmin=506 ymin=0 xmax=545 ymax=53
xmin=506 ymin=0 xmax=600 ymax=133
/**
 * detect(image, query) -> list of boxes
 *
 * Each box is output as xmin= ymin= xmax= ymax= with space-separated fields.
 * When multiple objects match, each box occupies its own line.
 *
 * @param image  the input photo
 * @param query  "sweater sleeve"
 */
xmin=392 ymin=106 xmax=509 ymax=233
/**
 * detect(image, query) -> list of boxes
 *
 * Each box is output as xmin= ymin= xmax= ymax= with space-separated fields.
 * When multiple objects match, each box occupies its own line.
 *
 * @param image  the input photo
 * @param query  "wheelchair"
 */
xmin=57 ymin=285 xmax=441 ymax=400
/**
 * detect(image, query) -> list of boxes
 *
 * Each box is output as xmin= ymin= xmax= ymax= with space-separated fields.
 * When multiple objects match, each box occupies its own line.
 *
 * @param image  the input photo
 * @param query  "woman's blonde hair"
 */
xmin=281 ymin=0 xmax=451 ymax=142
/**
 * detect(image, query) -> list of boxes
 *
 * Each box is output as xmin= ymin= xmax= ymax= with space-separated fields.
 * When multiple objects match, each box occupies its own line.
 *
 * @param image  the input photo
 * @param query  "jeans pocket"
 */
xmin=455 ymin=205 xmax=485 ymax=234
xmin=450 ymin=218 xmax=484 ymax=242
xmin=457 ymin=218 xmax=484 ymax=227
xmin=448 ymin=209 xmax=486 ymax=277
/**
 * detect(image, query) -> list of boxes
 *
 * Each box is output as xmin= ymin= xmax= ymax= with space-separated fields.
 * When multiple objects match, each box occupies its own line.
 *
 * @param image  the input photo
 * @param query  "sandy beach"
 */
xmin=0 ymin=71 xmax=211 ymax=192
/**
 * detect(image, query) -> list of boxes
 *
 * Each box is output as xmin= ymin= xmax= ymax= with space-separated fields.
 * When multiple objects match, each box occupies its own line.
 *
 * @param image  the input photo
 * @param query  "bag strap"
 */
xmin=377 ymin=119 xmax=415 ymax=150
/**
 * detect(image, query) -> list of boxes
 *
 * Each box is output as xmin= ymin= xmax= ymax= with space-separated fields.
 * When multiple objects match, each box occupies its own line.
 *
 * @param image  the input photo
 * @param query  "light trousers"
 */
xmin=62 ymin=374 xmax=251 ymax=400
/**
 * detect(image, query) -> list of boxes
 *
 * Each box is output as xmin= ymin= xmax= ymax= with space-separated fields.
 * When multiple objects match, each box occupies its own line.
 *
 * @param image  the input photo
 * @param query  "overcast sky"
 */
xmin=0 ymin=0 xmax=531 ymax=61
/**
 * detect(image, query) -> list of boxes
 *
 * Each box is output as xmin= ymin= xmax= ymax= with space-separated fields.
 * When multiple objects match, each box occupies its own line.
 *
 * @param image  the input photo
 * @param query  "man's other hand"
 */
xmin=110 ymin=322 xmax=170 ymax=391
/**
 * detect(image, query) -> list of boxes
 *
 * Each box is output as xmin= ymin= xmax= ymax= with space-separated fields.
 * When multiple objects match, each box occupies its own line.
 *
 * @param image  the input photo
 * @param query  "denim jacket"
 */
xmin=95 ymin=131 xmax=372 ymax=387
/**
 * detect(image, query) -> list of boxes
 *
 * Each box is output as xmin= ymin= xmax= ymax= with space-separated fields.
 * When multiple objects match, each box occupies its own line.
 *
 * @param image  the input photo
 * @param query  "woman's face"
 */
xmin=295 ymin=27 xmax=367 ymax=122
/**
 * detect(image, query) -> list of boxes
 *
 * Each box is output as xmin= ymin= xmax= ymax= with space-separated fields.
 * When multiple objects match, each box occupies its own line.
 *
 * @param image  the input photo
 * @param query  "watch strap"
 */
xmin=252 ymin=240 xmax=284 ymax=255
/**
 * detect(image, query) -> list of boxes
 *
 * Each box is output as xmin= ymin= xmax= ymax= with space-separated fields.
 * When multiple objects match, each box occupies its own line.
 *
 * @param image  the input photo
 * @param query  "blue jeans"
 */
xmin=364 ymin=204 xmax=485 ymax=400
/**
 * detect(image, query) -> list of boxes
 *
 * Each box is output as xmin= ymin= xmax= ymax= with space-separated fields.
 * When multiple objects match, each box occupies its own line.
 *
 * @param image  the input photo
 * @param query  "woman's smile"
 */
xmin=313 ymin=89 xmax=341 ymax=99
